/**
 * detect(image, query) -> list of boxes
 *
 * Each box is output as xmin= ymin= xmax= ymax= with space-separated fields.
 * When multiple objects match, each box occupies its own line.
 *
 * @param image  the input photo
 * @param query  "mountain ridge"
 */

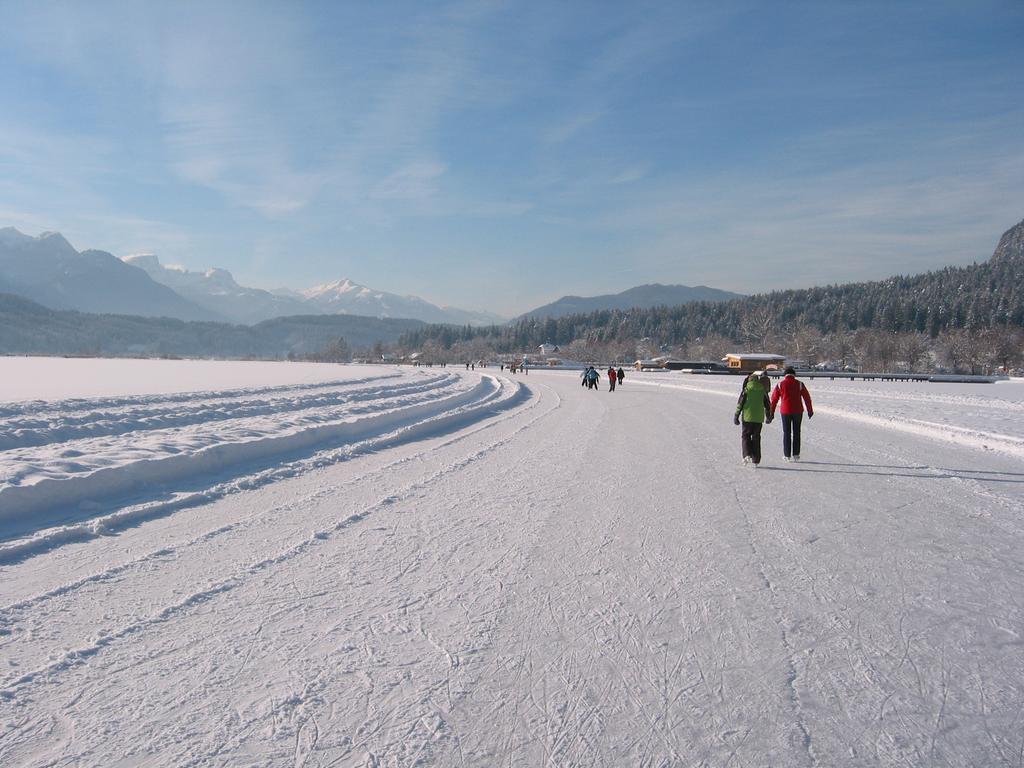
xmin=519 ymin=283 xmax=744 ymax=320
xmin=0 ymin=229 xmax=221 ymax=321
xmin=124 ymin=253 xmax=310 ymax=325
xmin=1 ymin=227 xmax=506 ymax=326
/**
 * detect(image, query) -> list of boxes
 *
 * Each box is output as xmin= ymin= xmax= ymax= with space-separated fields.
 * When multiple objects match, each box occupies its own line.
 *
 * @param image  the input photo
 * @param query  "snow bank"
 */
xmin=0 ymin=365 xmax=527 ymax=544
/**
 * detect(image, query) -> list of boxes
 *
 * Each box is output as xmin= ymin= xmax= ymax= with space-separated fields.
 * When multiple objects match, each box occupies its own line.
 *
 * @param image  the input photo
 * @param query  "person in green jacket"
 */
xmin=734 ymin=375 xmax=773 ymax=466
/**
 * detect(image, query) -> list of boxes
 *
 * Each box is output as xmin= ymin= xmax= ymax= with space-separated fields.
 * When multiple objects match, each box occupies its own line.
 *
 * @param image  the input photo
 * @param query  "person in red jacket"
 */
xmin=769 ymin=367 xmax=814 ymax=461
xmin=607 ymin=365 xmax=617 ymax=391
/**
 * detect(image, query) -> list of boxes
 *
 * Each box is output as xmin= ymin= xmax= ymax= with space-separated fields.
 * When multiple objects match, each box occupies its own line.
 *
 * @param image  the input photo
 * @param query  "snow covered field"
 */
xmin=2 ymin=359 xmax=1023 ymax=766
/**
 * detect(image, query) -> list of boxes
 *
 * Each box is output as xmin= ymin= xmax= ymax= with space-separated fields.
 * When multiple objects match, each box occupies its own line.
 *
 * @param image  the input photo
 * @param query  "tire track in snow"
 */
xmin=0 ymin=372 xmax=449 ymax=451
xmin=0 ymin=374 xmax=539 ymax=626
xmin=0 ymin=372 xmax=481 ymax=525
xmin=0 ymin=376 xmax=540 ymax=609
xmin=0 ymin=373 xmax=502 ymax=560
xmin=0 ymin=378 xmax=561 ymax=698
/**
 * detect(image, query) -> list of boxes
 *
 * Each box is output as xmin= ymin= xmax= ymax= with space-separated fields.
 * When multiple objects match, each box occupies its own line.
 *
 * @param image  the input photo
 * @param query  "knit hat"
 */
xmin=784 ymin=366 xmax=796 ymax=375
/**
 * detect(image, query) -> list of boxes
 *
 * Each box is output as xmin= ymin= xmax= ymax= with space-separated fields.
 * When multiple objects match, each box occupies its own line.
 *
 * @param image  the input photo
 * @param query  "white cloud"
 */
xmin=543 ymin=112 xmax=604 ymax=145
xmin=371 ymin=160 xmax=447 ymax=201
xmin=601 ymin=136 xmax=1024 ymax=292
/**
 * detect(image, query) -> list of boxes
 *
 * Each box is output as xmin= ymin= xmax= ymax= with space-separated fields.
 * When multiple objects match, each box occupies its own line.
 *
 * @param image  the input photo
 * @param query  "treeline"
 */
xmin=0 ymin=293 xmax=423 ymax=358
xmin=396 ymin=222 xmax=1023 ymax=374
xmin=402 ymin=256 xmax=1022 ymax=352
xmin=397 ymin=324 xmax=1022 ymax=375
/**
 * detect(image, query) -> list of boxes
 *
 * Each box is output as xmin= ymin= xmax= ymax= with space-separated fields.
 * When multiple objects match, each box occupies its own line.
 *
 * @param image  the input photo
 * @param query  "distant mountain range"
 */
xmin=0 ymin=228 xmax=504 ymax=326
xmin=519 ymin=283 xmax=743 ymax=320
xmin=0 ymin=228 xmax=220 ymax=321
xmin=1 ymin=227 xmax=748 ymax=331
xmin=123 ymin=253 xmax=311 ymax=324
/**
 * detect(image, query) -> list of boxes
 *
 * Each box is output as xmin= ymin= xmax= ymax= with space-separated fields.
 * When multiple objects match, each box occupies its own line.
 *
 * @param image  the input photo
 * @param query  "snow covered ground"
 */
xmin=1 ymin=360 xmax=1023 ymax=766
xmin=0 ymin=357 xmax=365 ymax=401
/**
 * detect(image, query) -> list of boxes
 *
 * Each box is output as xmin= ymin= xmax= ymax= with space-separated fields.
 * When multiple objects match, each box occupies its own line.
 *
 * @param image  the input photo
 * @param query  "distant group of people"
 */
xmin=581 ymin=365 xmax=625 ymax=391
xmin=734 ymin=367 xmax=814 ymax=467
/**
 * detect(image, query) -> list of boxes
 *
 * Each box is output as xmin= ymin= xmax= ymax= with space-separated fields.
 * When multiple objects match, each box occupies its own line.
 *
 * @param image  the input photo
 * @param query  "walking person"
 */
xmin=734 ymin=373 xmax=772 ymax=467
xmin=616 ymin=367 xmax=625 ymax=386
xmin=737 ymin=370 xmax=772 ymax=397
xmin=769 ymin=367 xmax=814 ymax=461
xmin=607 ymin=366 xmax=617 ymax=391
xmin=587 ymin=367 xmax=599 ymax=390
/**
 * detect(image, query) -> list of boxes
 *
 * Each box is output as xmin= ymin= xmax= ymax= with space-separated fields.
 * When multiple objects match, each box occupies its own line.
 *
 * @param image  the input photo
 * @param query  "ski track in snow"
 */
xmin=0 ymin=369 xmax=515 ymax=531
xmin=1 ymin=363 xmax=1023 ymax=766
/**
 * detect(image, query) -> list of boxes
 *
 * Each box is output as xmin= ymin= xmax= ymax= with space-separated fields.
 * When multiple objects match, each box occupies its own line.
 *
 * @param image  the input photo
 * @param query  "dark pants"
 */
xmin=781 ymin=413 xmax=803 ymax=458
xmin=741 ymin=422 xmax=763 ymax=463
xmin=609 ymin=379 xmax=616 ymax=391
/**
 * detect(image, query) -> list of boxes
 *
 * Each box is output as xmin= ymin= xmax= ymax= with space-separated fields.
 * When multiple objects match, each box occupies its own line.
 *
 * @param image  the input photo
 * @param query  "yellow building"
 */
xmin=723 ymin=353 xmax=786 ymax=372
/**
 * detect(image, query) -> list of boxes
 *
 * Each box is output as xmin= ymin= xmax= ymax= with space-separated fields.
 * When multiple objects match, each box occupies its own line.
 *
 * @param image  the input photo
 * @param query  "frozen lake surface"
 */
xmin=1 ymin=359 xmax=1023 ymax=766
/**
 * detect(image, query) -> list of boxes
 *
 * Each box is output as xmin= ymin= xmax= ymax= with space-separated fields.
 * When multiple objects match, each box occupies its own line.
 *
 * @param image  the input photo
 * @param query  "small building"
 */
xmin=722 ymin=353 xmax=786 ymax=373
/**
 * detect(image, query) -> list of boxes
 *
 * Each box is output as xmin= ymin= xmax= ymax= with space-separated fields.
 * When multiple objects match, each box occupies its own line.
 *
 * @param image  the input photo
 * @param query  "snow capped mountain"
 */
xmin=302 ymin=279 xmax=451 ymax=323
xmin=300 ymin=279 xmax=506 ymax=326
xmin=128 ymin=258 xmax=506 ymax=326
xmin=302 ymin=278 xmax=381 ymax=304
xmin=0 ymin=228 xmax=219 ymax=321
xmin=3 ymin=227 xmax=503 ymax=326
xmin=125 ymin=253 xmax=309 ymax=325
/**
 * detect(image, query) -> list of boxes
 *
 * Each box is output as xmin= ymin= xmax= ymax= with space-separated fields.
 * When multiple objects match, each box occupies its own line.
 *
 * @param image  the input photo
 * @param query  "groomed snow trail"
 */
xmin=1 ymin=367 xmax=1023 ymax=767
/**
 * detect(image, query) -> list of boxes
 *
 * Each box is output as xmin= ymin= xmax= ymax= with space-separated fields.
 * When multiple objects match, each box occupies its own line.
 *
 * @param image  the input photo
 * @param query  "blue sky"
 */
xmin=2 ymin=1 xmax=1022 ymax=316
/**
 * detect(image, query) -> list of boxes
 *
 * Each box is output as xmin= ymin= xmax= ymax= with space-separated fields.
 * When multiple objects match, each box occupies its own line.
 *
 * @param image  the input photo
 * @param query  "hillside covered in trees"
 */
xmin=0 ymin=293 xmax=423 ymax=359
xmin=398 ymin=219 xmax=1024 ymax=373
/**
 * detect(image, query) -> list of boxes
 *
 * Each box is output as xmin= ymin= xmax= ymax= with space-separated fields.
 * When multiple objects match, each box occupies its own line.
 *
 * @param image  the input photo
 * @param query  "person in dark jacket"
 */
xmin=769 ymin=367 xmax=814 ymax=461
xmin=735 ymin=376 xmax=772 ymax=466
xmin=616 ymin=367 xmax=625 ymax=385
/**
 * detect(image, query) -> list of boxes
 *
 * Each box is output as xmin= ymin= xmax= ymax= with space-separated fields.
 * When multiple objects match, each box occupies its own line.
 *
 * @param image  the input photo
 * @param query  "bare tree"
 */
xmin=822 ymin=333 xmax=854 ymax=370
xmin=983 ymin=327 xmax=1024 ymax=374
xmin=898 ymin=333 xmax=930 ymax=373
xmin=739 ymin=307 xmax=775 ymax=349
xmin=850 ymin=329 xmax=874 ymax=371
xmin=874 ymin=332 xmax=899 ymax=373
xmin=937 ymin=330 xmax=986 ymax=374
xmin=690 ymin=334 xmax=734 ymax=363
xmin=788 ymin=323 xmax=824 ymax=366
